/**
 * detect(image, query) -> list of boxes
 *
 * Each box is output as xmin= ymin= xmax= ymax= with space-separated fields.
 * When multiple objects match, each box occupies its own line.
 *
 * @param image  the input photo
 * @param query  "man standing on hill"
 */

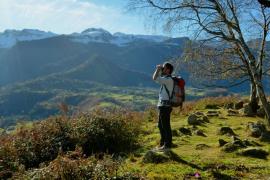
xmin=153 ymin=62 xmax=174 ymax=150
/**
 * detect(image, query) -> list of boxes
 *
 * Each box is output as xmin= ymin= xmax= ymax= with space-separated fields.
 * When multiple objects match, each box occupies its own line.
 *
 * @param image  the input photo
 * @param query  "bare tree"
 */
xmin=128 ymin=0 xmax=270 ymax=125
xmin=183 ymin=39 xmax=270 ymax=113
xmin=259 ymin=0 xmax=270 ymax=7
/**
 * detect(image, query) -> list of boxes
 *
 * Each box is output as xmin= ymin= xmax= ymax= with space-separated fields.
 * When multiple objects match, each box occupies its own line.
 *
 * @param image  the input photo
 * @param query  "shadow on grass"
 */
xmin=212 ymin=171 xmax=238 ymax=180
xmin=164 ymin=150 xmax=203 ymax=170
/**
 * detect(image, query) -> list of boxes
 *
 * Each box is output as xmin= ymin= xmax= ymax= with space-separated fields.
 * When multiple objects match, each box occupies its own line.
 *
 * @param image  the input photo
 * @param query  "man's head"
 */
xmin=162 ymin=62 xmax=174 ymax=75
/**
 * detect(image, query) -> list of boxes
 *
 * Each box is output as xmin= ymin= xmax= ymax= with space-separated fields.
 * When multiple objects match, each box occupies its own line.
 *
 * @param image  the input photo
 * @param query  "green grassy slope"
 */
xmin=124 ymin=107 xmax=270 ymax=179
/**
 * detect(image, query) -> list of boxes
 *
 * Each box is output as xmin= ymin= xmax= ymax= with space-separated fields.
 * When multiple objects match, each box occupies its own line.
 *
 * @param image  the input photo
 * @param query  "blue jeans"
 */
xmin=158 ymin=106 xmax=172 ymax=147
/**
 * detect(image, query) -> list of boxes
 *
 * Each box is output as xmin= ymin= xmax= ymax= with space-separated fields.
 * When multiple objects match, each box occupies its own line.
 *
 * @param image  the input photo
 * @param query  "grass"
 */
xmin=121 ymin=105 xmax=270 ymax=179
xmin=2 ymin=96 xmax=270 ymax=179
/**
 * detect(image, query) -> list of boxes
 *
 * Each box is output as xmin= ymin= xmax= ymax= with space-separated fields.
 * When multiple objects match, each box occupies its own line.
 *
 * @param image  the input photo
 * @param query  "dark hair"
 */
xmin=164 ymin=62 xmax=174 ymax=74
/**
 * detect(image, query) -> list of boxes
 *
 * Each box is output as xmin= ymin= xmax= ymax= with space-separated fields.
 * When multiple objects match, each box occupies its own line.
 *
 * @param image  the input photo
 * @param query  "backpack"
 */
xmin=164 ymin=76 xmax=185 ymax=107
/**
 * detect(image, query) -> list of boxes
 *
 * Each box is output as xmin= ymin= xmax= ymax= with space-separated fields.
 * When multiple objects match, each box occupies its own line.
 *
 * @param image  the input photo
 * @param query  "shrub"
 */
xmin=0 ymin=108 xmax=142 ymax=179
xmin=12 ymin=116 xmax=75 ymax=169
xmin=71 ymin=108 xmax=142 ymax=155
xmin=13 ymin=153 xmax=143 ymax=179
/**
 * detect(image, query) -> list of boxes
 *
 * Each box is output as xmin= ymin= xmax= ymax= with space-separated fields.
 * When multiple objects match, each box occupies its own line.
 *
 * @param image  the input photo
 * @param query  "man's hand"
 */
xmin=153 ymin=64 xmax=162 ymax=80
xmin=156 ymin=64 xmax=163 ymax=70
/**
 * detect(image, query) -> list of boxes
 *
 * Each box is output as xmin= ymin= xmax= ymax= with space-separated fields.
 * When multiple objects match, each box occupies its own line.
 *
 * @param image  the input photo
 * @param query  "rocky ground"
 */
xmin=123 ymin=100 xmax=270 ymax=179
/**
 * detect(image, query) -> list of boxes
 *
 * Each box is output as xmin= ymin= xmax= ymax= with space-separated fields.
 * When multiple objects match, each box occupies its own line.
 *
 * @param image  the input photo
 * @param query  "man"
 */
xmin=152 ymin=62 xmax=174 ymax=150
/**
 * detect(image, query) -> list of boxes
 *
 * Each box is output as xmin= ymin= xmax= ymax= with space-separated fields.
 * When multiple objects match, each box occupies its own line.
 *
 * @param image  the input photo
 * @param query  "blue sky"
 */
xmin=0 ymin=0 xmax=169 ymax=36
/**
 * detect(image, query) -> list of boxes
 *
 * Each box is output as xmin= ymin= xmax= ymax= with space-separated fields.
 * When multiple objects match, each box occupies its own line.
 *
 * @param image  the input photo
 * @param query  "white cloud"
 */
xmin=0 ymin=0 xmax=150 ymax=34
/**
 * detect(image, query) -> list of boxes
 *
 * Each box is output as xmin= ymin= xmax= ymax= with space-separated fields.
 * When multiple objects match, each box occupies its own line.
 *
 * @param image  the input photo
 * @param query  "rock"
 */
xmin=143 ymin=150 xmax=170 ymax=163
xmin=187 ymin=114 xmax=199 ymax=125
xmin=194 ymin=129 xmax=207 ymax=137
xmin=227 ymin=109 xmax=239 ymax=116
xmin=217 ymin=127 xmax=236 ymax=136
xmin=195 ymin=144 xmax=210 ymax=150
xmin=218 ymin=139 xmax=228 ymax=147
xmin=257 ymin=107 xmax=265 ymax=118
xmin=179 ymin=127 xmax=192 ymax=136
xmin=224 ymin=102 xmax=234 ymax=109
xmin=234 ymin=101 xmax=244 ymax=110
xmin=237 ymin=147 xmax=269 ymax=159
xmin=242 ymin=139 xmax=262 ymax=147
xmin=232 ymin=140 xmax=245 ymax=147
xmin=247 ymin=122 xmax=266 ymax=138
xmin=221 ymin=142 xmax=245 ymax=152
xmin=143 ymin=149 xmax=182 ymax=163
xmin=205 ymin=104 xmax=220 ymax=109
xmin=259 ymin=131 xmax=270 ymax=142
xmin=187 ymin=114 xmax=200 ymax=125
xmin=242 ymin=104 xmax=256 ymax=117
xmin=187 ymin=113 xmax=209 ymax=126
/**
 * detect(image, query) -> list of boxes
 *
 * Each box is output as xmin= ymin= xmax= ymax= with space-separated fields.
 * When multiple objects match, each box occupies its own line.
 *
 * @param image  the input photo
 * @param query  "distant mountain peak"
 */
xmin=81 ymin=28 xmax=111 ymax=36
xmin=0 ymin=29 xmax=57 ymax=48
xmin=0 ymin=27 xmax=180 ymax=48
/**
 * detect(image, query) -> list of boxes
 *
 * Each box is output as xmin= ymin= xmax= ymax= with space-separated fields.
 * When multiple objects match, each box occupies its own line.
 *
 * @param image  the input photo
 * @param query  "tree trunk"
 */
xmin=249 ymin=82 xmax=259 ymax=113
xmin=255 ymin=78 xmax=270 ymax=126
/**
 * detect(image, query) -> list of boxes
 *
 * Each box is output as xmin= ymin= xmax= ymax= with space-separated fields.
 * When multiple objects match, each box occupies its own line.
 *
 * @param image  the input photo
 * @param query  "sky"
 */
xmin=0 ymin=0 xmax=169 ymax=36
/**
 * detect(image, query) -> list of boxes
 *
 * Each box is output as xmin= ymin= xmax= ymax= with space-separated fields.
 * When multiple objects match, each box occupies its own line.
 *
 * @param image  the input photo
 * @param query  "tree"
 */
xmin=182 ymin=38 xmax=270 ymax=113
xmin=259 ymin=0 xmax=270 ymax=7
xmin=128 ymin=0 xmax=270 ymax=125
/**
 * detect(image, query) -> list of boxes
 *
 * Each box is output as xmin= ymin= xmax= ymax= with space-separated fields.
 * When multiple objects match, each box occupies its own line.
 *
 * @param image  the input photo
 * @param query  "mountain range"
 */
xmin=0 ymin=28 xmax=189 ymax=85
xmin=0 ymin=27 xmax=268 ymax=128
xmin=0 ymin=28 xmax=191 ymax=127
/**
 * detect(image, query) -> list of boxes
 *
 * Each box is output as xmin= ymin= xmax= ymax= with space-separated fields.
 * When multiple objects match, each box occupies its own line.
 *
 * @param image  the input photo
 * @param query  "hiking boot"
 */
xmin=155 ymin=145 xmax=170 ymax=151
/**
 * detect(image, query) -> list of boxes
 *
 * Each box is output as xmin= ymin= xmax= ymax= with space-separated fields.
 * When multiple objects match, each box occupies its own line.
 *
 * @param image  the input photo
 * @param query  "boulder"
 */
xmin=179 ymin=127 xmax=192 ymax=136
xmin=217 ymin=127 xmax=236 ymax=136
xmin=237 ymin=147 xmax=269 ymax=159
xmin=187 ymin=112 xmax=209 ymax=126
xmin=143 ymin=149 xmax=181 ymax=163
xmin=143 ymin=150 xmax=170 ymax=163
xmin=247 ymin=122 xmax=266 ymax=138
xmin=259 ymin=131 xmax=270 ymax=142
xmin=221 ymin=142 xmax=245 ymax=152
xmin=234 ymin=101 xmax=244 ymax=110
xmin=194 ymin=129 xmax=207 ymax=137
xmin=218 ymin=139 xmax=228 ymax=147
xmin=187 ymin=114 xmax=200 ymax=125
xmin=231 ymin=140 xmax=245 ymax=147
